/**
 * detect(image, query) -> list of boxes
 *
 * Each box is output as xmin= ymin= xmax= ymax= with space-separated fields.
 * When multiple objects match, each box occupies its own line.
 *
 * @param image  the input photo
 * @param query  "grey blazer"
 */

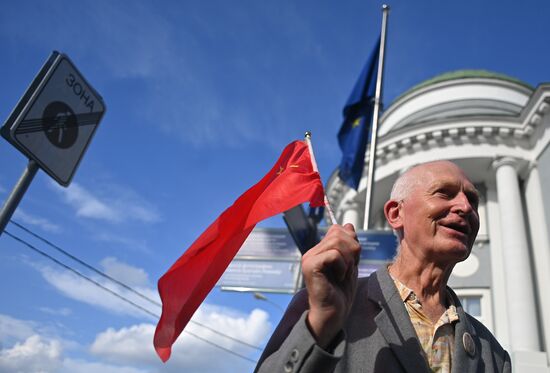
xmin=255 ymin=267 xmax=510 ymax=373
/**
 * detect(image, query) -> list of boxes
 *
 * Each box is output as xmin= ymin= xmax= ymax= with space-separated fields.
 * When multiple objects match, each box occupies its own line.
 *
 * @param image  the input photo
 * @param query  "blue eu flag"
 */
xmin=337 ymin=37 xmax=380 ymax=190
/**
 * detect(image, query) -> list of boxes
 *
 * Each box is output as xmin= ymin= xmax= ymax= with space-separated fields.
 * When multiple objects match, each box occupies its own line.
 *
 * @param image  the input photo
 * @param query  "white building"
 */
xmin=325 ymin=70 xmax=550 ymax=372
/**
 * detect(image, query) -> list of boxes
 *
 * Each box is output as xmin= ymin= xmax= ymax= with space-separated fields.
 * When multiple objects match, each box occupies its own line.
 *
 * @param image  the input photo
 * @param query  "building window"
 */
xmin=454 ymin=288 xmax=493 ymax=332
xmin=474 ymin=184 xmax=488 ymax=241
xmin=459 ymin=295 xmax=481 ymax=317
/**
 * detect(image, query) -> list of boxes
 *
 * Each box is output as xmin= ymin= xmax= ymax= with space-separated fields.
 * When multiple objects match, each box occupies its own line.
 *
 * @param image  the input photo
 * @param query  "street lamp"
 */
xmin=253 ymin=292 xmax=284 ymax=311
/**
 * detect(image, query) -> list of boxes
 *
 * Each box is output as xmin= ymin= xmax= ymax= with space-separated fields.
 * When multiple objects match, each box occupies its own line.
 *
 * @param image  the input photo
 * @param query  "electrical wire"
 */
xmin=3 ymin=229 xmax=258 ymax=365
xmin=11 ymin=220 xmax=160 ymax=306
xmin=10 ymin=219 xmax=262 ymax=351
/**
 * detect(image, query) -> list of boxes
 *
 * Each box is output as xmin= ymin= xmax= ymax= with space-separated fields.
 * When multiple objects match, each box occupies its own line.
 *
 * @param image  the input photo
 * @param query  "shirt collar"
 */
xmin=391 ymin=275 xmax=459 ymax=323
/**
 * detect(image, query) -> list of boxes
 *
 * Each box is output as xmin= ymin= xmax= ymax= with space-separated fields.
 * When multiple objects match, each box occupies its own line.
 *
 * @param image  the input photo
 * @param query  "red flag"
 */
xmin=154 ymin=140 xmax=325 ymax=362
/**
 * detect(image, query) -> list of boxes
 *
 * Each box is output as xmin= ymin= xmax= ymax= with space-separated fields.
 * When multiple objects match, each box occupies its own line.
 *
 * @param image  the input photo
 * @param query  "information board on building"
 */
xmin=218 ymin=228 xmax=398 ymax=294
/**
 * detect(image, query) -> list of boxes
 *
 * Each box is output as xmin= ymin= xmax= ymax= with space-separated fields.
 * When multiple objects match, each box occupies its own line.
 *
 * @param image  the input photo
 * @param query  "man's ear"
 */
xmin=384 ymin=199 xmax=403 ymax=231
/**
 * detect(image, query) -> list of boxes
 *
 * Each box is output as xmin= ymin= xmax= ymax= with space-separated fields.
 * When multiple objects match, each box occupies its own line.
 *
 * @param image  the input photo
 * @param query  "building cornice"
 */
xmin=375 ymin=88 xmax=550 ymax=175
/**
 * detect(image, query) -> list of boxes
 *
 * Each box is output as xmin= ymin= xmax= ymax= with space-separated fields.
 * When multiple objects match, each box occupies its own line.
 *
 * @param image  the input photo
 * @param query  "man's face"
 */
xmin=398 ymin=162 xmax=480 ymax=264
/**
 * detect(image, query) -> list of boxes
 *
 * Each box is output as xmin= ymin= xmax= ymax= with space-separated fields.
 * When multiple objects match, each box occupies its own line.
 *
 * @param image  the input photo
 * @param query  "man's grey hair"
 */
xmin=390 ymin=160 xmax=462 ymax=201
xmin=388 ymin=164 xmax=423 ymax=244
xmin=390 ymin=165 xmax=421 ymax=202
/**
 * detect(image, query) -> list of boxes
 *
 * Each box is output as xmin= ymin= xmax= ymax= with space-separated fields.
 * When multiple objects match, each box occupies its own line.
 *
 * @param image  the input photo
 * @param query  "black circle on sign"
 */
xmin=42 ymin=101 xmax=78 ymax=149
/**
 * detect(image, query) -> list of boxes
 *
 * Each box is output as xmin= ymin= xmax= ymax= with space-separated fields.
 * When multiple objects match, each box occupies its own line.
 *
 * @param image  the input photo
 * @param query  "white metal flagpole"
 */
xmin=304 ymin=132 xmax=337 ymax=225
xmin=363 ymin=4 xmax=390 ymax=230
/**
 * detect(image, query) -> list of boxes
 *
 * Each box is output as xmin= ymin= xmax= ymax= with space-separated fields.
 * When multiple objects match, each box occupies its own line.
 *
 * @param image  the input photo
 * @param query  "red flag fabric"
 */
xmin=154 ymin=140 xmax=325 ymax=362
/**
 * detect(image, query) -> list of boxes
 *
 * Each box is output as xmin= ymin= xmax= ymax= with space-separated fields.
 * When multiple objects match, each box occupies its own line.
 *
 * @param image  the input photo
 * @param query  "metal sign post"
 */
xmin=0 ymin=51 xmax=106 ymax=237
xmin=0 ymin=161 xmax=39 ymax=235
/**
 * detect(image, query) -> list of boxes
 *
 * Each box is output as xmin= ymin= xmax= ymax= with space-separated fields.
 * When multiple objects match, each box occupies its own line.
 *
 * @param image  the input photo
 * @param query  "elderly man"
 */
xmin=255 ymin=161 xmax=510 ymax=373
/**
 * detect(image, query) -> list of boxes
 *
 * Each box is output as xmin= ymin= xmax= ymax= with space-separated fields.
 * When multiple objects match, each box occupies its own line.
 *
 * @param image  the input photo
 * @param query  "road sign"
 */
xmin=1 ymin=51 xmax=106 ymax=186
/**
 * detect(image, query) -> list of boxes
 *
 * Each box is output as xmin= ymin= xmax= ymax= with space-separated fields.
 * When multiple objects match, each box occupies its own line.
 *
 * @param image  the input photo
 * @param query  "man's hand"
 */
xmin=302 ymin=223 xmax=361 ymax=349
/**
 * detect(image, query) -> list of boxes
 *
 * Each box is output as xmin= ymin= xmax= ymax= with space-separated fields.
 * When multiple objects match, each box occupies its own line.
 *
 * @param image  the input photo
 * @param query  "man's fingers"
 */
xmin=316 ymin=249 xmax=348 ymax=283
xmin=318 ymin=225 xmax=360 ymax=252
xmin=303 ymin=224 xmax=361 ymax=283
xmin=343 ymin=223 xmax=356 ymax=233
xmin=304 ymin=239 xmax=359 ymax=270
xmin=339 ymin=224 xmax=361 ymax=265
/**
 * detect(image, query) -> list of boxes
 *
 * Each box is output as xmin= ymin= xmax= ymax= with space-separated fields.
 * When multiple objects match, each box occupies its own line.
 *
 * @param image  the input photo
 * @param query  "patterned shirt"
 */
xmin=393 ymin=278 xmax=459 ymax=373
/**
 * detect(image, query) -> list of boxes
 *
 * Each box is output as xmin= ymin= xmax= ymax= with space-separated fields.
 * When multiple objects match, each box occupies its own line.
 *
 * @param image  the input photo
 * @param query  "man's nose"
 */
xmin=452 ymin=192 xmax=474 ymax=215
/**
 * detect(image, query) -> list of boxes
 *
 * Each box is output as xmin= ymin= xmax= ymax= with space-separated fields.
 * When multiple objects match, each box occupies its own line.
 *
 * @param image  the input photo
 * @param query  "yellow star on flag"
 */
xmin=277 ymin=164 xmax=300 ymax=176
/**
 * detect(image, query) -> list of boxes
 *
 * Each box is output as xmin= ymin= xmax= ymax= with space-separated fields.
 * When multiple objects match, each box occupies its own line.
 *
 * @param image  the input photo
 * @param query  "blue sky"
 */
xmin=0 ymin=1 xmax=549 ymax=372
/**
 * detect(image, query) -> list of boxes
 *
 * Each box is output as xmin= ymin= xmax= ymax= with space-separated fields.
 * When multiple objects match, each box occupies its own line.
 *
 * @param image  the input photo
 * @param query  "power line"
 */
xmin=10 ymin=219 xmax=262 ymax=351
xmin=11 ymin=220 xmax=160 ymax=306
xmin=3 ymin=229 xmax=257 ymax=365
xmin=184 ymin=329 xmax=256 ymax=364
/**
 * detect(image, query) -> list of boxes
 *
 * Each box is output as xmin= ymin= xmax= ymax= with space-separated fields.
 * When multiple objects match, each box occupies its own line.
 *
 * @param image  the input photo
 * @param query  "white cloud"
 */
xmin=38 ymin=265 xmax=159 ymax=320
xmin=91 ymin=307 xmax=270 ymax=373
xmin=51 ymin=182 xmax=160 ymax=224
xmin=0 ymin=319 xmax=148 ymax=373
xmin=0 ymin=303 xmax=270 ymax=373
xmin=101 ymin=257 xmax=150 ymax=288
xmin=0 ymin=1 xmax=177 ymax=81
xmin=0 ymin=313 xmax=75 ymax=351
xmin=0 ymin=336 xmax=149 ymax=373
xmin=13 ymin=209 xmax=62 ymax=233
xmin=0 ymin=314 xmax=36 ymax=342
xmin=61 ymin=358 xmax=148 ymax=373
xmin=56 ymin=182 xmax=119 ymax=221
xmin=87 ymin=1 xmax=178 ymax=79
xmin=0 ymin=335 xmax=62 ymax=373
xmin=39 ymin=307 xmax=72 ymax=317
xmin=90 ymin=324 xmax=154 ymax=365
xmin=94 ymin=233 xmax=151 ymax=254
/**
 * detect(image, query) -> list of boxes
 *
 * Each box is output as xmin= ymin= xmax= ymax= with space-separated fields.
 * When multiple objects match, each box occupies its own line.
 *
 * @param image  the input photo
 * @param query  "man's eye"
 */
xmin=467 ymin=195 xmax=480 ymax=209
xmin=435 ymin=189 xmax=452 ymax=198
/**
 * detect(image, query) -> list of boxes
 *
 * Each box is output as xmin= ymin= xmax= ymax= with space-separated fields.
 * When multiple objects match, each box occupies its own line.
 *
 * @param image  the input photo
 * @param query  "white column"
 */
xmin=485 ymin=182 xmax=510 ymax=348
xmin=524 ymin=165 xmax=550 ymax=361
xmin=342 ymin=200 xmax=361 ymax=229
xmin=492 ymin=157 xmax=540 ymax=351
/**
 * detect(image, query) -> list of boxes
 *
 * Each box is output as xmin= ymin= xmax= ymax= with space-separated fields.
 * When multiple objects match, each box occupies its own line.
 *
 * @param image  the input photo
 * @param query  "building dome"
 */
xmin=378 ymin=70 xmax=534 ymax=136
xmin=399 ymin=69 xmax=533 ymax=97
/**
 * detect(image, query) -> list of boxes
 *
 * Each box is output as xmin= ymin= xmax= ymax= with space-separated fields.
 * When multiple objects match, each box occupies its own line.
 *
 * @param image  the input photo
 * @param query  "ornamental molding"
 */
xmin=375 ymin=92 xmax=550 ymax=175
xmin=491 ymin=156 xmax=522 ymax=172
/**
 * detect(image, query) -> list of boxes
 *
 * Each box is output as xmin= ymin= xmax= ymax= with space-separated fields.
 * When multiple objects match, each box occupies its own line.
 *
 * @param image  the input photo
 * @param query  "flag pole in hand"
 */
xmin=154 ymin=138 xmax=326 ymax=362
xmin=304 ymin=131 xmax=337 ymax=225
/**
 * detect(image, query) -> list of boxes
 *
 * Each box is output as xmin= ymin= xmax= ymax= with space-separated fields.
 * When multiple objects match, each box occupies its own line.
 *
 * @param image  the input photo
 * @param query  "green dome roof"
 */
xmin=395 ymin=69 xmax=534 ymax=103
